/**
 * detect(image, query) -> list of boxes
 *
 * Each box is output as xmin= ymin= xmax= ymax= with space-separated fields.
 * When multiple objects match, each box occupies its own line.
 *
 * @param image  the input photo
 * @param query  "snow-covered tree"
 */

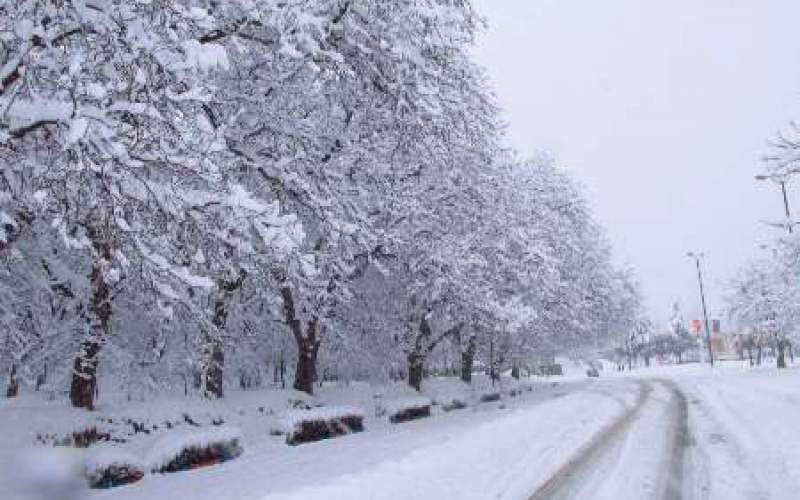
xmin=0 ymin=0 xmax=649 ymax=403
xmin=727 ymin=252 xmax=799 ymax=369
xmin=0 ymin=1 xmax=303 ymax=407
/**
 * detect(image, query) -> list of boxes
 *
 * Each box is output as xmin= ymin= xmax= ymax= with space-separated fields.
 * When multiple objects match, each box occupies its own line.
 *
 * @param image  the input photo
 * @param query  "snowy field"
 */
xmin=2 ymin=361 xmax=800 ymax=500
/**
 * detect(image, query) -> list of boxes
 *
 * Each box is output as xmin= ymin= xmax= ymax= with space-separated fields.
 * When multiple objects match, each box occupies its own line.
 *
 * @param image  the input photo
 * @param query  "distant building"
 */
xmin=690 ymin=318 xmax=737 ymax=360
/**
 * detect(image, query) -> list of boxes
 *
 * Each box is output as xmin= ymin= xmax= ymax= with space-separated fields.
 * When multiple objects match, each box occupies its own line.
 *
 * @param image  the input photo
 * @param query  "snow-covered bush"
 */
xmin=149 ymin=427 xmax=243 ymax=473
xmin=83 ymin=447 xmax=146 ymax=489
xmin=381 ymin=397 xmax=432 ymax=424
xmin=479 ymin=392 xmax=501 ymax=403
xmin=422 ymin=378 xmax=471 ymax=412
xmin=442 ymin=398 xmax=468 ymax=412
xmin=281 ymin=406 xmax=365 ymax=445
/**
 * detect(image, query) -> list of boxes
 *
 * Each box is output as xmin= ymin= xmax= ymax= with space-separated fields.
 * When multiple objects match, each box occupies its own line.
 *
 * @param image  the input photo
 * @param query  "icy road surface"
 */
xmin=91 ymin=363 xmax=800 ymax=500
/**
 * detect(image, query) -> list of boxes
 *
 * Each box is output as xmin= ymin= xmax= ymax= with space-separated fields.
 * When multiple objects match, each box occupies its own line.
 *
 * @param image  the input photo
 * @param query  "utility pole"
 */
xmin=755 ymin=174 xmax=793 ymax=233
xmin=781 ymin=180 xmax=792 ymax=234
xmin=687 ymin=252 xmax=714 ymax=366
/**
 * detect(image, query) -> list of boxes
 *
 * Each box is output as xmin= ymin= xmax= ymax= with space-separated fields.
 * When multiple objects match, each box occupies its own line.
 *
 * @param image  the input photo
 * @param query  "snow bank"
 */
xmin=148 ymin=426 xmax=243 ymax=473
xmin=8 ymin=448 xmax=86 ymax=499
xmin=281 ymin=406 xmax=366 ymax=445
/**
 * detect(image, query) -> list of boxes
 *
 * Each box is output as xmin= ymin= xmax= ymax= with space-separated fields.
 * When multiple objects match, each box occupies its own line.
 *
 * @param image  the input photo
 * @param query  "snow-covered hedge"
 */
xmin=148 ymin=427 xmax=243 ymax=473
xmin=281 ymin=406 xmax=365 ymax=445
xmin=83 ymin=447 xmax=146 ymax=489
xmin=441 ymin=398 xmax=468 ymax=412
xmin=479 ymin=392 xmax=501 ymax=403
xmin=381 ymin=397 xmax=432 ymax=423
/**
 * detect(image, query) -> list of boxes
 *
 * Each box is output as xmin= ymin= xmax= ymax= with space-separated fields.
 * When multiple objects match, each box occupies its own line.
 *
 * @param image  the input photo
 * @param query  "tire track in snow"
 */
xmin=487 ymin=380 xmax=644 ymax=500
xmin=527 ymin=380 xmax=650 ymax=500
xmin=528 ymin=379 xmax=690 ymax=500
xmin=660 ymin=379 xmax=690 ymax=500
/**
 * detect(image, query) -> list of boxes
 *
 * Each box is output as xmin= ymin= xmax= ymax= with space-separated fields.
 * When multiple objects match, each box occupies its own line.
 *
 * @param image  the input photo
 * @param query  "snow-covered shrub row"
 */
xmin=380 ymin=397 xmax=433 ymax=424
xmin=78 ymin=427 xmax=244 ymax=488
xmin=148 ymin=427 xmax=243 ymax=473
xmin=281 ymin=406 xmax=365 ymax=445
xmin=83 ymin=447 xmax=146 ymax=489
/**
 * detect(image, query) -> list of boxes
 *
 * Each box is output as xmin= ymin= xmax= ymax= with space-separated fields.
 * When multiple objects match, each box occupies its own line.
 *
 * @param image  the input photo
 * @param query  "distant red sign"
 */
xmin=691 ymin=320 xmax=702 ymax=334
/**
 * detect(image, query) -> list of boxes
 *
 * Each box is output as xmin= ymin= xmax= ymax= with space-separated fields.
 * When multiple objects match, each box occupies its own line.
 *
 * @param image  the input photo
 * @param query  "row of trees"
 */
xmin=726 ymin=121 xmax=800 ymax=369
xmin=727 ymin=241 xmax=799 ymax=368
xmin=0 ymin=0 xmax=643 ymax=408
xmin=611 ymin=302 xmax=698 ymax=370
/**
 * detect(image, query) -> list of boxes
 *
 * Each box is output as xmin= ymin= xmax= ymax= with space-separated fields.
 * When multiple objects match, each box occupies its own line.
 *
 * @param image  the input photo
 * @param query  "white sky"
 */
xmin=472 ymin=0 xmax=800 ymax=330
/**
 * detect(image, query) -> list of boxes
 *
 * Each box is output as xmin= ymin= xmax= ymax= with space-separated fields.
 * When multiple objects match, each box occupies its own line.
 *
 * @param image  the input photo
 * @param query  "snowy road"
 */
xmin=529 ymin=379 xmax=689 ymax=500
xmin=84 ymin=364 xmax=800 ymax=500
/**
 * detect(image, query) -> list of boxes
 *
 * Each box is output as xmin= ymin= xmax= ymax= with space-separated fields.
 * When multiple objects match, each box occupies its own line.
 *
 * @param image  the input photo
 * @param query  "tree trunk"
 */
xmin=408 ymin=352 xmax=424 ymax=392
xmin=489 ymin=338 xmax=498 ymax=383
xmin=204 ymin=339 xmax=225 ymax=398
xmin=70 ymin=339 xmax=101 ymax=409
xmin=294 ymin=333 xmax=319 ymax=394
xmin=203 ymin=273 xmax=245 ymax=399
xmin=460 ymin=337 xmax=476 ymax=384
xmin=6 ymin=363 xmax=18 ymax=398
xmin=747 ymin=346 xmax=753 ymax=366
xmin=70 ymin=256 xmax=111 ymax=410
xmin=511 ymin=362 xmax=520 ymax=379
xmin=204 ymin=295 xmax=228 ymax=399
xmin=756 ymin=345 xmax=762 ymax=365
xmin=777 ymin=339 xmax=787 ymax=369
xmin=281 ymin=286 xmax=320 ymax=395
xmin=35 ymin=363 xmax=46 ymax=391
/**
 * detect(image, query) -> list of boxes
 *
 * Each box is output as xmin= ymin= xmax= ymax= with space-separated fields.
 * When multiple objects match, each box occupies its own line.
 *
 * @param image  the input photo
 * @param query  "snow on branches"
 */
xmin=0 ymin=0 xmax=642 ymax=404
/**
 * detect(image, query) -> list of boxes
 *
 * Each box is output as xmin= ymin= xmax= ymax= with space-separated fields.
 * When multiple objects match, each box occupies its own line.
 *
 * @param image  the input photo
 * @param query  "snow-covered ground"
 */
xmin=3 ymin=361 xmax=800 ymax=500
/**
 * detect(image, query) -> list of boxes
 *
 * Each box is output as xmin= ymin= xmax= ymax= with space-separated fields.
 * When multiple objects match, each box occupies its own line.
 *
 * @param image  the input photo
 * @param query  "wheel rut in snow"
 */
xmin=528 ymin=379 xmax=690 ymax=500
xmin=660 ymin=379 xmax=690 ymax=500
xmin=528 ymin=380 xmax=650 ymax=500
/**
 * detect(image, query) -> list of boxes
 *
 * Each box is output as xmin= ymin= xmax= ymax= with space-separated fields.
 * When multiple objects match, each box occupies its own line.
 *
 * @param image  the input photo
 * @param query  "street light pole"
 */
xmin=687 ymin=252 xmax=714 ymax=366
xmin=755 ymin=174 xmax=793 ymax=234
xmin=780 ymin=181 xmax=792 ymax=234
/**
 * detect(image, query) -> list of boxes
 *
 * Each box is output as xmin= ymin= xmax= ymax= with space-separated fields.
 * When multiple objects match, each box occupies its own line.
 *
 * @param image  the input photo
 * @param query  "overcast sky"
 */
xmin=472 ymin=0 xmax=800 ymax=330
